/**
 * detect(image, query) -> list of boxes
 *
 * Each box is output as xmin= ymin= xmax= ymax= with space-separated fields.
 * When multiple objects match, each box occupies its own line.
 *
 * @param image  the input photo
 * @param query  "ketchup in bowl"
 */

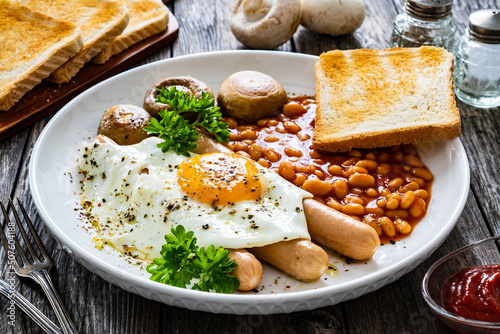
xmin=442 ymin=264 xmax=500 ymax=322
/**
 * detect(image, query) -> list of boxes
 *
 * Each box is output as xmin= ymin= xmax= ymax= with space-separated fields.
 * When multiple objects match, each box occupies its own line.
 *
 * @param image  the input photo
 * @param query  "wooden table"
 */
xmin=1 ymin=0 xmax=500 ymax=333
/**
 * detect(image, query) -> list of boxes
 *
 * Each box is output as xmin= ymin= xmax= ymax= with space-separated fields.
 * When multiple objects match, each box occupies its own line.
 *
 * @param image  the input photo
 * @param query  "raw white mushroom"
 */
xmin=300 ymin=0 xmax=365 ymax=36
xmin=231 ymin=0 xmax=302 ymax=49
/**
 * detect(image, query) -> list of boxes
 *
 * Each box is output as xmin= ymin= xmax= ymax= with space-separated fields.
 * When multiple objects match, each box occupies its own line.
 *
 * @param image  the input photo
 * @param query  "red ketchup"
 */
xmin=442 ymin=264 xmax=500 ymax=322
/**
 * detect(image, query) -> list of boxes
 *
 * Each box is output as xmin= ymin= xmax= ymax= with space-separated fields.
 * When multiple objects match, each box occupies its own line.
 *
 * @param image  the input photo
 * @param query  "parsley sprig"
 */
xmin=143 ymin=87 xmax=230 ymax=156
xmin=146 ymin=225 xmax=240 ymax=293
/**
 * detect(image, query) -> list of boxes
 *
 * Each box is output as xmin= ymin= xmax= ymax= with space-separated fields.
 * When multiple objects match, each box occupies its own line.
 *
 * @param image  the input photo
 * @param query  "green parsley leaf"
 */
xmin=146 ymin=225 xmax=199 ymax=287
xmin=191 ymin=245 xmax=239 ymax=293
xmin=146 ymin=225 xmax=240 ymax=293
xmin=144 ymin=87 xmax=230 ymax=156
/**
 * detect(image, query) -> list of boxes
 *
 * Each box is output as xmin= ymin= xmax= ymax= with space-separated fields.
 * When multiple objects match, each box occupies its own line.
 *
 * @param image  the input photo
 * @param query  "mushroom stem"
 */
xmin=243 ymin=0 xmax=267 ymax=15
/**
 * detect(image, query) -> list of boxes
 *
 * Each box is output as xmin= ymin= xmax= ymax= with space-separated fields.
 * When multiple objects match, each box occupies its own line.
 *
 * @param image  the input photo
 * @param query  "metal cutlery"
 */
xmin=0 ymin=198 xmax=78 ymax=334
xmin=0 ymin=276 xmax=62 ymax=334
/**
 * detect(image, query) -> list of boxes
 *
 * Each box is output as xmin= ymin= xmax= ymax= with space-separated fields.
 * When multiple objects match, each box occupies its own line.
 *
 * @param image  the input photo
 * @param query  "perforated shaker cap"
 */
xmin=406 ymin=0 xmax=453 ymax=19
xmin=469 ymin=9 xmax=500 ymax=44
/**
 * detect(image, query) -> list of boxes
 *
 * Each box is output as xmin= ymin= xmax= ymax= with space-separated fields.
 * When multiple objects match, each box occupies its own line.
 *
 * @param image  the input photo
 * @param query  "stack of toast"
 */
xmin=0 ymin=0 xmax=169 ymax=111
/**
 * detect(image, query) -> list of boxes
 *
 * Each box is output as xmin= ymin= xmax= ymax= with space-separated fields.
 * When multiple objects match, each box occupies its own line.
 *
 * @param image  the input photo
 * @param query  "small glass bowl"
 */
xmin=422 ymin=236 xmax=500 ymax=334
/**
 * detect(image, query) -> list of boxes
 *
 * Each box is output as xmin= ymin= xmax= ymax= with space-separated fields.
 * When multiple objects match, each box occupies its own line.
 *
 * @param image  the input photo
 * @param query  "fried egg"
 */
xmin=78 ymin=137 xmax=312 ymax=260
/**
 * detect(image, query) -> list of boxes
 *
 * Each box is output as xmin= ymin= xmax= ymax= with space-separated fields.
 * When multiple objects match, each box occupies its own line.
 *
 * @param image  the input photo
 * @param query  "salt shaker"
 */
xmin=453 ymin=9 xmax=500 ymax=108
xmin=390 ymin=0 xmax=456 ymax=51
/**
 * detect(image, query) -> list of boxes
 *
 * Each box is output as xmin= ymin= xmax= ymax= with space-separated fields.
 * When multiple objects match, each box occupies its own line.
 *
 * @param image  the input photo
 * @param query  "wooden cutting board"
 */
xmin=0 ymin=14 xmax=179 ymax=142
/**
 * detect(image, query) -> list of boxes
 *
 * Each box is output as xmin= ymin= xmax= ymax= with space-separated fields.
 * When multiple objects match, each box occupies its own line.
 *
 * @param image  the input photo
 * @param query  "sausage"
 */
xmin=94 ymin=134 xmax=117 ymax=145
xmin=248 ymin=239 xmax=328 ymax=282
xmin=229 ymin=249 xmax=263 ymax=291
xmin=193 ymin=134 xmax=380 ymax=260
xmin=193 ymin=132 xmax=232 ymax=154
xmin=303 ymin=198 xmax=380 ymax=260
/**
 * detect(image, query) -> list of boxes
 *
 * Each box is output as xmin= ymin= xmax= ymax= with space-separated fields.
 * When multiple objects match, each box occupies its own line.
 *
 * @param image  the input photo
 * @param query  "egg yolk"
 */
xmin=177 ymin=153 xmax=262 ymax=207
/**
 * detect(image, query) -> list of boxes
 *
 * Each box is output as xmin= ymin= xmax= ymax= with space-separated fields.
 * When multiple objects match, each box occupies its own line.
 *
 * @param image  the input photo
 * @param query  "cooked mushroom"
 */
xmin=300 ymin=0 xmax=365 ymax=36
xmin=217 ymin=70 xmax=287 ymax=122
xmin=143 ymin=76 xmax=214 ymax=119
xmin=231 ymin=0 xmax=301 ymax=49
xmin=97 ymin=104 xmax=151 ymax=145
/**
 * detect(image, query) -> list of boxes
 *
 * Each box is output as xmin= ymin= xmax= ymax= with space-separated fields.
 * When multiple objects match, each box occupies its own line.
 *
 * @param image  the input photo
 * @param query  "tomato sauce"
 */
xmin=224 ymin=96 xmax=434 ymax=243
xmin=442 ymin=264 xmax=500 ymax=322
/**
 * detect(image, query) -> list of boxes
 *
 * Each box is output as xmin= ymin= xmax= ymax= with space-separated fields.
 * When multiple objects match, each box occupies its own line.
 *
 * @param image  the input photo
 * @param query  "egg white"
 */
xmin=77 ymin=137 xmax=312 ymax=260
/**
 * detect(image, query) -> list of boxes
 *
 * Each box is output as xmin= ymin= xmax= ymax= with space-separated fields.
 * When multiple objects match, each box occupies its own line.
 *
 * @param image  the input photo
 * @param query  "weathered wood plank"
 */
xmin=0 ymin=131 xmax=29 ymax=202
xmin=294 ymin=0 xmax=398 ymax=54
xmin=0 ymin=130 xmax=31 ymax=334
xmin=173 ymin=0 xmax=293 ymax=55
xmin=458 ymin=103 xmax=500 ymax=233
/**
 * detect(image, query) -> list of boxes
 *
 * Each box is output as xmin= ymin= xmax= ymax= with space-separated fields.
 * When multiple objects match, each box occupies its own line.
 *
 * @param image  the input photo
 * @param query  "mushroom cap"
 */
xmin=300 ymin=0 xmax=365 ymax=36
xmin=231 ymin=0 xmax=301 ymax=49
xmin=217 ymin=70 xmax=287 ymax=122
xmin=143 ymin=76 xmax=214 ymax=119
xmin=97 ymin=104 xmax=151 ymax=145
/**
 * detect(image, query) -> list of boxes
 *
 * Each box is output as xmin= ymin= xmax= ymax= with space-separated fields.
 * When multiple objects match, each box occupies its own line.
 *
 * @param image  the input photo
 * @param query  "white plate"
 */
xmin=29 ymin=50 xmax=470 ymax=315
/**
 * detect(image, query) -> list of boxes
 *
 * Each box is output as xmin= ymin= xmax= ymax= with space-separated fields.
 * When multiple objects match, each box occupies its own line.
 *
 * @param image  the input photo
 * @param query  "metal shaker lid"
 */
xmin=469 ymin=9 xmax=500 ymax=44
xmin=406 ymin=0 xmax=453 ymax=20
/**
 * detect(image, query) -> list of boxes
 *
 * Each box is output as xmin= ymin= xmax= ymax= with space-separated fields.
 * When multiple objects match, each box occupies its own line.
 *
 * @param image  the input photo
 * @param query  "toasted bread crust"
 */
xmin=0 ymin=0 xmax=83 ymax=111
xmin=17 ymin=0 xmax=130 ymax=84
xmin=93 ymin=0 xmax=169 ymax=64
xmin=313 ymin=47 xmax=461 ymax=152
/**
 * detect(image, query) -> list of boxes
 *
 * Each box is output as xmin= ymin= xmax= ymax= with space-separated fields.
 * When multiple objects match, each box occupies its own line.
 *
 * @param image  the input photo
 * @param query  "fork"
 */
xmin=0 ymin=198 xmax=78 ymax=334
xmin=0 ymin=277 xmax=62 ymax=334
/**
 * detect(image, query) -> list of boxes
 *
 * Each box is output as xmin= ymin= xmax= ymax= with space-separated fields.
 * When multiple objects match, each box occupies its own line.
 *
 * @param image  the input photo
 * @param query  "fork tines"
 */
xmin=0 ymin=198 xmax=52 ymax=270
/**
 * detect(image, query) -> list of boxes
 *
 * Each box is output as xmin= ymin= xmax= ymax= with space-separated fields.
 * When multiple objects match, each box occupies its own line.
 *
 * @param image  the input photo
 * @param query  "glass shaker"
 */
xmin=390 ymin=0 xmax=456 ymax=51
xmin=453 ymin=10 xmax=500 ymax=108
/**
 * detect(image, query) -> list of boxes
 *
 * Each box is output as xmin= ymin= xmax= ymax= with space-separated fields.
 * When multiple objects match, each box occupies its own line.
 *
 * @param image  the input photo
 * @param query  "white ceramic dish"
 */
xmin=29 ymin=50 xmax=470 ymax=315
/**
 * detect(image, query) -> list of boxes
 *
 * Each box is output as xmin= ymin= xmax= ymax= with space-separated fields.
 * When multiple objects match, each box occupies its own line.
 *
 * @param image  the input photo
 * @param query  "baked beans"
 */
xmin=223 ymin=96 xmax=433 ymax=243
xmin=249 ymin=144 xmax=263 ymax=160
xmin=278 ymin=161 xmax=295 ymax=180
xmin=284 ymin=147 xmax=303 ymax=157
xmin=282 ymin=101 xmax=307 ymax=116
xmin=293 ymin=173 xmax=307 ymax=186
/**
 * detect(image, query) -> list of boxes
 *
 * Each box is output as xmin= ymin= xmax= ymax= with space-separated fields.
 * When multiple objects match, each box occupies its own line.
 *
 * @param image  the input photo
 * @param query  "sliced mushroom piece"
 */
xmin=143 ymin=76 xmax=214 ymax=119
xmin=217 ymin=70 xmax=287 ymax=122
xmin=97 ymin=104 xmax=151 ymax=145
xmin=231 ymin=0 xmax=301 ymax=49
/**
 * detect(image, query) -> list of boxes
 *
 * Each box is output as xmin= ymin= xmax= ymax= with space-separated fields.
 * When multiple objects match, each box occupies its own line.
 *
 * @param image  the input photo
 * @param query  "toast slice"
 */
xmin=18 ymin=0 xmax=129 ymax=84
xmin=92 ymin=0 xmax=169 ymax=64
xmin=313 ymin=46 xmax=461 ymax=152
xmin=0 ymin=0 xmax=83 ymax=111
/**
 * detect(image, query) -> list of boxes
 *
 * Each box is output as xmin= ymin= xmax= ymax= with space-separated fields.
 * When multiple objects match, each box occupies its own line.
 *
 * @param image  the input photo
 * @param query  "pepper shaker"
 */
xmin=390 ymin=0 xmax=456 ymax=51
xmin=453 ymin=9 xmax=500 ymax=108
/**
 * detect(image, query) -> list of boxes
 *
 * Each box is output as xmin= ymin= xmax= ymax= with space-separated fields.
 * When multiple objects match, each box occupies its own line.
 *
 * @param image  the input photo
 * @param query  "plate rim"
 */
xmin=29 ymin=50 xmax=471 ymax=313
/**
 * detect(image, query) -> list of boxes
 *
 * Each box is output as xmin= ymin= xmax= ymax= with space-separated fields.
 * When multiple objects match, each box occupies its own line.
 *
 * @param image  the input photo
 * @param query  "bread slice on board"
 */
xmin=313 ymin=46 xmax=461 ymax=153
xmin=0 ymin=0 xmax=83 ymax=111
xmin=92 ymin=0 xmax=169 ymax=64
xmin=18 ymin=0 xmax=129 ymax=84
